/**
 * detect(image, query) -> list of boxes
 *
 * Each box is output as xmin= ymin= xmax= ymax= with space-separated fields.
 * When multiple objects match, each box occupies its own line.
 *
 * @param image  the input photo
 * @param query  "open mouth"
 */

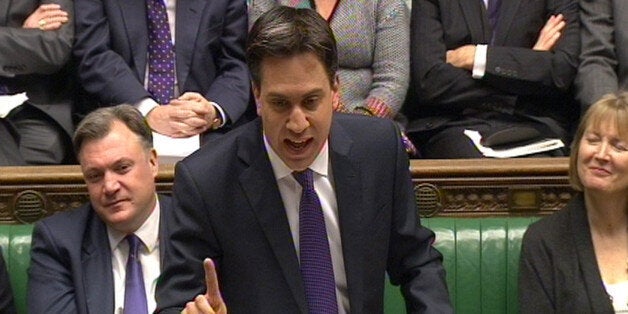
xmin=285 ymin=138 xmax=312 ymax=152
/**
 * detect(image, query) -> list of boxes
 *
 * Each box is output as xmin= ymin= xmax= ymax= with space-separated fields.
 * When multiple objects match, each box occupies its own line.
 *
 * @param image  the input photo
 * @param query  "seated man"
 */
xmin=0 ymin=0 xmax=75 ymax=165
xmin=156 ymin=6 xmax=452 ymax=313
xmin=73 ymin=0 xmax=252 ymax=155
xmin=0 ymin=247 xmax=16 ymax=314
xmin=27 ymin=105 xmax=172 ymax=313
xmin=404 ymin=0 xmax=580 ymax=158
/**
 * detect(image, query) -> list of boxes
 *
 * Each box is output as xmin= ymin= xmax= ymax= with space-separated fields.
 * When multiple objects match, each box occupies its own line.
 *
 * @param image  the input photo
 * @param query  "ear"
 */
xmin=332 ymin=75 xmax=340 ymax=110
xmin=253 ymin=85 xmax=262 ymax=116
xmin=149 ymin=148 xmax=159 ymax=178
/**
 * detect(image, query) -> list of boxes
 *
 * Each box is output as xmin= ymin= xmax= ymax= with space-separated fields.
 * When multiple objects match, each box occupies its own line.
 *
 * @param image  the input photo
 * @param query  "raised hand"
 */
xmin=23 ymin=4 xmax=69 ymax=31
xmin=182 ymin=259 xmax=227 ymax=314
xmin=533 ymin=14 xmax=566 ymax=51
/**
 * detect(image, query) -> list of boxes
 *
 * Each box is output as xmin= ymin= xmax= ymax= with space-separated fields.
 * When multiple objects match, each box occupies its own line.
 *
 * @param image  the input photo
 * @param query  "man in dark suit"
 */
xmin=73 ymin=0 xmax=251 ymax=144
xmin=404 ymin=0 xmax=580 ymax=158
xmin=0 ymin=247 xmax=16 ymax=314
xmin=0 ymin=0 xmax=75 ymax=165
xmin=156 ymin=7 xmax=452 ymax=313
xmin=27 ymin=105 xmax=172 ymax=314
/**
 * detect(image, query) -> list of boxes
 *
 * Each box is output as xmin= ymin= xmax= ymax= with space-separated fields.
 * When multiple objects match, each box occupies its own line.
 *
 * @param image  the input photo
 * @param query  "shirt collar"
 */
xmin=263 ymin=134 xmax=329 ymax=180
xmin=107 ymin=196 xmax=161 ymax=253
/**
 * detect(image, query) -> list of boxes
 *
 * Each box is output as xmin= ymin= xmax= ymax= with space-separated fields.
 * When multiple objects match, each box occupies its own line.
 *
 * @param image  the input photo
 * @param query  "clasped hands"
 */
xmin=147 ymin=92 xmax=221 ymax=138
xmin=446 ymin=14 xmax=567 ymax=70
xmin=181 ymin=259 xmax=227 ymax=314
xmin=22 ymin=4 xmax=69 ymax=31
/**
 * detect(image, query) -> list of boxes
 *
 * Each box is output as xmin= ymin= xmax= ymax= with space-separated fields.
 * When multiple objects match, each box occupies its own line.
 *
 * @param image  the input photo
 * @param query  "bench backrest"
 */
xmin=0 ymin=218 xmax=539 ymax=314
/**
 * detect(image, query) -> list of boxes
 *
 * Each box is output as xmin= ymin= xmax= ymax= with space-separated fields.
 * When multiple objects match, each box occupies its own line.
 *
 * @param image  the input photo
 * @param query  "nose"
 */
xmin=286 ymin=107 xmax=310 ymax=134
xmin=594 ymin=141 xmax=610 ymax=160
xmin=102 ymin=172 xmax=120 ymax=195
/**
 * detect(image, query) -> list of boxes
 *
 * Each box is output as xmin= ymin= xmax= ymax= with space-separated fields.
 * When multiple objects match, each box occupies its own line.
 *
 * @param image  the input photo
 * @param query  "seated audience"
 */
xmin=73 ymin=0 xmax=252 ymax=158
xmin=576 ymin=0 xmax=628 ymax=110
xmin=0 ymin=0 xmax=75 ymax=165
xmin=404 ymin=0 xmax=580 ymax=158
xmin=155 ymin=6 xmax=452 ymax=313
xmin=0 ymin=248 xmax=16 ymax=314
xmin=27 ymin=105 xmax=172 ymax=313
xmin=519 ymin=92 xmax=628 ymax=312
xmin=248 ymin=0 xmax=416 ymax=155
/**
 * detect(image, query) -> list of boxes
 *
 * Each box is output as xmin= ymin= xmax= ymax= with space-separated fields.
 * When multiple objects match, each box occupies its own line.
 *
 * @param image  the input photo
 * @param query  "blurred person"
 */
xmin=519 ymin=92 xmax=628 ymax=312
xmin=0 ymin=0 xmax=75 ymax=165
xmin=0 ymin=247 xmax=16 ymax=314
xmin=404 ymin=0 xmax=580 ymax=158
xmin=27 ymin=105 xmax=173 ymax=314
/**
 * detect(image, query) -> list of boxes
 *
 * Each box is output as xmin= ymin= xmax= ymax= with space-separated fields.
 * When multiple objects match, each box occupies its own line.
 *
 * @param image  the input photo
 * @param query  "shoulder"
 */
xmin=523 ymin=196 xmax=584 ymax=249
xmin=33 ymin=203 xmax=95 ymax=243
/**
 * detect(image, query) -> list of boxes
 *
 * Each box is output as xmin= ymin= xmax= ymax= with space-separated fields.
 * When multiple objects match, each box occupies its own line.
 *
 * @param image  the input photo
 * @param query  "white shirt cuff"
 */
xmin=136 ymin=98 xmax=160 ymax=116
xmin=472 ymin=44 xmax=488 ymax=79
xmin=211 ymin=102 xmax=227 ymax=128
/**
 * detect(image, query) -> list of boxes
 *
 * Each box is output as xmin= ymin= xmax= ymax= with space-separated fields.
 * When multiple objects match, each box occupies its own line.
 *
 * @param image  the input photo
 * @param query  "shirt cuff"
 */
xmin=211 ymin=102 xmax=227 ymax=128
xmin=472 ymin=44 xmax=488 ymax=79
xmin=136 ymin=98 xmax=160 ymax=116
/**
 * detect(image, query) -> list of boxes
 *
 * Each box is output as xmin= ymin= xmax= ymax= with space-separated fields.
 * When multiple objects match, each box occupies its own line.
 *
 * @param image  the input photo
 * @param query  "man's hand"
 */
xmin=446 ymin=45 xmax=476 ymax=70
xmin=146 ymin=92 xmax=217 ymax=137
xmin=533 ymin=14 xmax=565 ymax=51
xmin=23 ymin=4 xmax=69 ymax=31
xmin=182 ymin=259 xmax=227 ymax=314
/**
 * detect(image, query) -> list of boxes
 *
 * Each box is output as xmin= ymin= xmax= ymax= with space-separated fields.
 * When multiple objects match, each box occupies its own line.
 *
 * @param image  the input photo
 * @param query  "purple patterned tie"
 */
xmin=123 ymin=234 xmax=148 ymax=314
xmin=293 ymin=169 xmax=339 ymax=314
xmin=146 ymin=0 xmax=175 ymax=105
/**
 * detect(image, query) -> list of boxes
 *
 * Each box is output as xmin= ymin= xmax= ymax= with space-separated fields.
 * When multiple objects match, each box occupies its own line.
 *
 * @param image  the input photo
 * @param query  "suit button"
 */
xmin=426 ymin=122 xmax=434 ymax=129
xmin=495 ymin=66 xmax=501 ymax=73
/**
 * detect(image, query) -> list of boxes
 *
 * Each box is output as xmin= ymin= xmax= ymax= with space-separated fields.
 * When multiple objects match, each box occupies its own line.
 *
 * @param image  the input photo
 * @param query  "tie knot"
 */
xmin=125 ymin=234 xmax=142 ymax=257
xmin=293 ymin=169 xmax=314 ymax=190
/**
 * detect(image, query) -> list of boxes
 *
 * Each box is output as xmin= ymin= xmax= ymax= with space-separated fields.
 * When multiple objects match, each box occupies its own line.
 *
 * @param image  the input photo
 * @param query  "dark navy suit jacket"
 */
xmin=27 ymin=195 xmax=172 ymax=314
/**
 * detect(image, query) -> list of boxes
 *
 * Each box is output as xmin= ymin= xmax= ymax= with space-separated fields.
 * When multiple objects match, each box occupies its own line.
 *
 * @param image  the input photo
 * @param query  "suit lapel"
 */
xmin=237 ymin=121 xmax=308 ymax=313
xmin=329 ymin=120 xmax=368 ymax=312
xmin=458 ymin=0 xmax=491 ymax=44
xmin=0 ymin=0 xmax=11 ymax=26
xmin=82 ymin=210 xmax=114 ymax=314
xmin=117 ymin=0 xmax=148 ymax=81
xmin=491 ymin=0 xmax=522 ymax=45
xmin=174 ymin=0 xmax=205 ymax=90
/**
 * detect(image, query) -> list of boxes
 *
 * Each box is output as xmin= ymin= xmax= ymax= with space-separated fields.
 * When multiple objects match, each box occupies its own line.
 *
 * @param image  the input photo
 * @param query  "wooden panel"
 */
xmin=0 ymin=158 xmax=574 ymax=224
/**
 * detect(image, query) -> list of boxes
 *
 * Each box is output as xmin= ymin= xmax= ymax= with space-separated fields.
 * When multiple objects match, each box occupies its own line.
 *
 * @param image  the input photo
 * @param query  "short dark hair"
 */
xmin=569 ymin=91 xmax=628 ymax=191
xmin=247 ymin=6 xmax=338 ymax=87
xmin=73 ymin=104 xmax=153 ymax=158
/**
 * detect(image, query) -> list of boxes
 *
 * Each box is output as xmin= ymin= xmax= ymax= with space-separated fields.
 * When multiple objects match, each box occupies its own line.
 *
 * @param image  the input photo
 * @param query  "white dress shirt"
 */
xmin=108 ymin=200 xmax=161 ymax=314
xmin=264 ymin=136 xmax=350 ymax=313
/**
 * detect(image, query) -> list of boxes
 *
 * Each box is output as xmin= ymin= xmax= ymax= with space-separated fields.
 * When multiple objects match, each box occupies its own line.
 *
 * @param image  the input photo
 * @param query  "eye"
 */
xmin=303 ymin=96 xmax=320 ymax=110
xmin=269 ymin=98 xmax=290 ymax=111
xmin=612 ymin=141 xmax=628 ymax=152
xmin=84 ymin=171 xmax=103 ymax=183
xmin=114 ymin=162 xmax=133 ymax=174
xmin=584 ymin=134 xmax=601 ymax=145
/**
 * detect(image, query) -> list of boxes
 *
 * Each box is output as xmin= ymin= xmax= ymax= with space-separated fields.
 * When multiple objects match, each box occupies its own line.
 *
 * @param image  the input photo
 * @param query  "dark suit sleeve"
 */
xmin=0 ymin=0 xmax=73 ymax=76
xmin=202 ymin=0 xmax=250 ymax=124
xmin=483 ymin=0 xmax=579 ymax=96
xmin=0 ymin=248 xmax=16 ymax=314
xmin=155 ymin=162 xmax=221 ymax=313
xmin=27 ymin=221 xmax=78 ymax=314
xmin=386 ymin=125 xmax=453 ymax=313
xmin=574 ymin=0 xmax=617 ymax=109
xmin=73 ymin=0 xmax=151 ymax=105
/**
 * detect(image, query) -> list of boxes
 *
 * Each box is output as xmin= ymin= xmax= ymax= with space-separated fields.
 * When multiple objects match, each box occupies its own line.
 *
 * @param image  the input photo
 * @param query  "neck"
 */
xmin=586 ymin=191 xmax=628 ymax=235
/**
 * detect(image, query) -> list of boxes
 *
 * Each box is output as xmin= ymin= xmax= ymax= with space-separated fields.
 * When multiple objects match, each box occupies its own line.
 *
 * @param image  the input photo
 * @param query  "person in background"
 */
xmin=248 ymin=0 xmax=416 ymax=155
xmin=0 ymin=0 xmax=75 ymax=165
xmin=404 ymin=0 xmax=580 ymax=158
xmin=73 ymin=0 xmax=251 ymax=151
xmin=575 ymin=0 xmax=628 ymax=111
xmin=27 ymin=105 xmax=172 ymax=314
xmin=519 ymin=92 xmax=628 ymax=312
xmin=155 ymin=6 xmax=451 ymax=313
xmin=0 ymin=247 xmax=16 ymax=314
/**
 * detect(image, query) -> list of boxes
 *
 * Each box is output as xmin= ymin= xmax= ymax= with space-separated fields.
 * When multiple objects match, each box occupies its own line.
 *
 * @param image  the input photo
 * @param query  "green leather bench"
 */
xmin=0 ymin=217 xmax=539 ymax=314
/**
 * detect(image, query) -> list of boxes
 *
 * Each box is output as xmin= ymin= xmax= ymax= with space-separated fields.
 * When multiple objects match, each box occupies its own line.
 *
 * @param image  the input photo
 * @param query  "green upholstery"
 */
xmin=0 ymin=224 xmax=33 ymax=314
xmin=384 ymin=217 xmax=540 ymax=314
xmin=0 ymin=218 xmax=539 ymax=314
